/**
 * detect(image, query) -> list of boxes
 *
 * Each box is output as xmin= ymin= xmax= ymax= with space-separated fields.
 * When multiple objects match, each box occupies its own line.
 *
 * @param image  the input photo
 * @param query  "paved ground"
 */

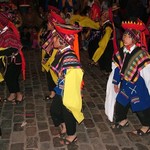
xmin=0 ymin=49 xmax=150 ymax=150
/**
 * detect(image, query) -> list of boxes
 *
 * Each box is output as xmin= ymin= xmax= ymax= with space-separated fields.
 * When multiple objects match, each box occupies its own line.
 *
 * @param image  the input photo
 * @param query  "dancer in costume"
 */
xmin=50 ymin=23 xmax=84 ymax=145
xmin=90 ymin=9 xmax=114 ymax=73
xmin=89 ymin=4 xmax=121 ymax=73
xmin=0 ymin=12 xmax=25 ymax=104
xmin=105 ymin=18 xmax=150 ymax=135
xmin=41 ymin=10 xmax=66 ymax=100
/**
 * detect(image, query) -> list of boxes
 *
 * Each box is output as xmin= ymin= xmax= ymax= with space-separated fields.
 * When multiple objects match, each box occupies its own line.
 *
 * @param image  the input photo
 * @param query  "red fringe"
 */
xmin=19 ymin=50 xmax=26 ymax=80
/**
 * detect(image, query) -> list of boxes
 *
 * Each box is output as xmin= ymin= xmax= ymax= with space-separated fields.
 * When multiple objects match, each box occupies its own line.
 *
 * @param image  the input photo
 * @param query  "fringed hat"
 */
xmin=54 ymin=23 xmax=82 ymax=60
xmin=54 ymin=23 xmax=82 ymax=45
xmin=122 ymin=19 xmax=149 ymax=35
xmin=122 ymin=19 xmax=149 ymax=50
xmin=49 ymin=11 xmax=65 ymax=24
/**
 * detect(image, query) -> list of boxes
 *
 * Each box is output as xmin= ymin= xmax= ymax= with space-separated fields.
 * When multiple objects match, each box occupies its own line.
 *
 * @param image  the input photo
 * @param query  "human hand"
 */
xmin=41 ymin=59 xmax=47 ymax=64
xmin=114 ymin=84 xmax=119 ymax=93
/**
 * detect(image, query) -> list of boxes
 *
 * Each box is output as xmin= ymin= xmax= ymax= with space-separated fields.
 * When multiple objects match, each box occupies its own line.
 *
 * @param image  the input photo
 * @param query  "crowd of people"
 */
xmin=0 ymin=0 xmax=150 ymax=145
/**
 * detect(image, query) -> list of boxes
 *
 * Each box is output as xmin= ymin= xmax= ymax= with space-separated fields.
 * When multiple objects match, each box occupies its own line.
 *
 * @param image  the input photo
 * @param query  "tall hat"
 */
xmin=122 ymin=18 xmax=149 ymax=50
xmin=54 ymin=23 xmax=82 ymax=60
xmin=54 ymin=23 xmax=82 ymax=45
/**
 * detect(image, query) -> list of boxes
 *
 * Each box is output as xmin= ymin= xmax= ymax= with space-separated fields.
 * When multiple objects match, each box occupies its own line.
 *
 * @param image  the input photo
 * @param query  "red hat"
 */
xmin=48 ymin=5 xmax=60 ymax=13
xmin=122 ymin=20 xmax=147 ymax=33
xmin=122 ymin=19 xmax=149 ymax=50
xmin=49 ymin=11 xmax=65 ymax=24
xmin=54 ymin=23 xmax=82 ymax=45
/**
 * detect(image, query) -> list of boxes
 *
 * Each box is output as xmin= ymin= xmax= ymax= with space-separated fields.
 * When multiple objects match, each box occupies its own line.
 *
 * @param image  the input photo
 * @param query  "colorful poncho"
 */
xmin=51 ymin=46 xmax=81 ymax=76
xmin=113 ymin=47 xmax=150 ymax=83
xmin=0 ymin=25 xmax=26 ymax=80
xmin=51 ymin=46 xmax=84 ymax=123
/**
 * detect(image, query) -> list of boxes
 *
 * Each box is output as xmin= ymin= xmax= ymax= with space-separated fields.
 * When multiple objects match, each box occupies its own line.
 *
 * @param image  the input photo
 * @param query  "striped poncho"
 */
xmin=113 ymin=46 xmax=150 ymax=83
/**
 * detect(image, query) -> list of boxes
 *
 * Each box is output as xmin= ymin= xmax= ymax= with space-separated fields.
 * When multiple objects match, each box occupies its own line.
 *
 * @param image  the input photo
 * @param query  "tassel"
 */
xmin=8 ymin=21 xmax=20 ymax=40
xmin=141 ymin=32 xmax=148 ymax=51
xmin=108 ymin=8 xmax=118 ymax=55
xmin=73 ymin=34 xmax=80 ymax=60
xmin=73 ymin=34 xmax=85 ymax=88
xmin=19 ymin=50 xmax=26 ymax=80
xmin=112 ymin=23 xmax=119 ymax=54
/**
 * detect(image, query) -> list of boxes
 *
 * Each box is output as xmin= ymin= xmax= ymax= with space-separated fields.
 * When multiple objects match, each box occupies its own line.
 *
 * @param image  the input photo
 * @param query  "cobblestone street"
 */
xmin=0 ymin=49 xmax=150 ymax=150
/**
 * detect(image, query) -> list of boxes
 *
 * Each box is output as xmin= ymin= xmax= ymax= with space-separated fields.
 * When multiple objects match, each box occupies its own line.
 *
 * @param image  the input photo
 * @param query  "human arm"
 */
xmin=92 ymin=26 xmax=113 ymax=63
xmin=63 ymin=68 xmax=84 ymax=123
xmin=112 ymin=65 xmax=121 ymax=93
xmin=70 ymin=15 xmax=100 ymax=30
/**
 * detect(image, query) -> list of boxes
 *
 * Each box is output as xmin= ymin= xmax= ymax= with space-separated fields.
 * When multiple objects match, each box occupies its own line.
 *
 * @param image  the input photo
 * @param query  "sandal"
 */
xmin=58 ymin=132 xmax=66 ymax=139
xmin=111 ymin=121 xmax=129 ymax=129
xmin=88 ymin=62 xmax=98 ymax=67
xmin=44 ymin=95 xmax=54 ymax=100
xmin=62 ymin=136 xmax=77 ymax=145
xmin=3 ymin=98 xmax=16 ymax=104
xmin=132 ymin=127 xmax=150 ymax=136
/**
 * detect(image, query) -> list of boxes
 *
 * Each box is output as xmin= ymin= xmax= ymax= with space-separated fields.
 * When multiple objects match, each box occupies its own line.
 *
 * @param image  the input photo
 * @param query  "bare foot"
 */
xmin=49 ymin=91 xmax=55 ymax=98
xmin=16 ymin=92 xmax=24 ymax=101
xmin=7 ymin=93 xmax=16 ymax=101
xmin=59 ymin=123 xmax=66 ymax=134
xmin=132 ymin=126 xmax=150 ymax=135
xmin=111 ymin=119 xmax=129 ymax=129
